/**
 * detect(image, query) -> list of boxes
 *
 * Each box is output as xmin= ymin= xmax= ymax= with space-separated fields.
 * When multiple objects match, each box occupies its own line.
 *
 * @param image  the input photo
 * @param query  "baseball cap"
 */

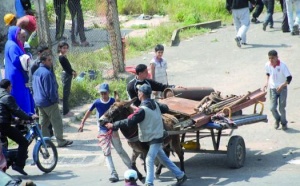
xmin=98 ymin=83 xmax=109 ymax=93
xmin=124 ymin=169 xmax=137 ymax=180
xmin=137 ymin=84 xmax=152 ymax=96
xmin=4 ymin=13 xmax=15 ymax=26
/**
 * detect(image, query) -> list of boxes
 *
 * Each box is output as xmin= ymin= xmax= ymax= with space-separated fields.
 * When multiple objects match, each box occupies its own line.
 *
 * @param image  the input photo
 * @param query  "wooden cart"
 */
xmin=159 ymin=89 xmax=268 ymax=168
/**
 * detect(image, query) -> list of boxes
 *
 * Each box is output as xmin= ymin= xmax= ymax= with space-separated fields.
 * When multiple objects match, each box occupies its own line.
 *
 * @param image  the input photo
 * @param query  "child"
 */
xmin=124 ymin=169 xmax=139 ymax=186
xmin=57 ymin=41 xmax=77 ymax=117
xmin=150 ymin=44 xmax=168 ymax=98
xmin=78 ymin=83 xmax=131 ymax=183
xmin=264 ymin=50 xmax=292 ymax=130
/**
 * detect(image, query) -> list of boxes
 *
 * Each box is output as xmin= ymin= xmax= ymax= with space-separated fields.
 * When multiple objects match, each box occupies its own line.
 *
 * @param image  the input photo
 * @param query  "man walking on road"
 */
xmin=226 ymin=0 xmax=256 ymax=47
xmin=105 ymin=84 xmax=187 ymax=186
xmin=264 ymin=50 xmax=292 ymax=130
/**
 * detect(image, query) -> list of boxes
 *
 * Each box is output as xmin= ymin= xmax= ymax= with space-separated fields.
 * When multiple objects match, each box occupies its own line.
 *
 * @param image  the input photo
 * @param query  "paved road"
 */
xmin=6 ymin=13 xmax=300 ymax=186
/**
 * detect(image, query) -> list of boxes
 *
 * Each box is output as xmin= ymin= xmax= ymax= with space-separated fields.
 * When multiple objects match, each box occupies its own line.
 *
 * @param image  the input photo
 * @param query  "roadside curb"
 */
xmin=171 ymin=20 xmax=222 ymax=46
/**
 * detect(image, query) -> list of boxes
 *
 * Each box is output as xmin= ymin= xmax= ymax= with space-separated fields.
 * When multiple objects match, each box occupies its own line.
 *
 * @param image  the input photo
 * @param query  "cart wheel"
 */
xmin=227 ymin=135 xmax=246 ymax=169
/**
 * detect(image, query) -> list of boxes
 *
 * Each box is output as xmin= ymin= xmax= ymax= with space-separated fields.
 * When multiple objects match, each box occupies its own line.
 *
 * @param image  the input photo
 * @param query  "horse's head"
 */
xmin=99 ymin=97 xmax=137 ymax=124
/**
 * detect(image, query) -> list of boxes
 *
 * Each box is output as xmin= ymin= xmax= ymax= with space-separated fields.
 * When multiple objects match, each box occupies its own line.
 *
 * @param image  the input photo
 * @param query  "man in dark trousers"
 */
xmin=67 ymin=0 xmax=90 ymax=46
xmin=0 ymin=79 xmax=38 ymax=175
xmin=250 ymin=0 xmax=264 ymax=23
xmin=53 ymin=0 xmax=67 ymax=41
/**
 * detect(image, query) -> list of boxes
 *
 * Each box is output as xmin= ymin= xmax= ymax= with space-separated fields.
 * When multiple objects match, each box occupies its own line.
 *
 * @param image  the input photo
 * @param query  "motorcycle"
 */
xmin=1 ymin=120 xmax=58 ymax=173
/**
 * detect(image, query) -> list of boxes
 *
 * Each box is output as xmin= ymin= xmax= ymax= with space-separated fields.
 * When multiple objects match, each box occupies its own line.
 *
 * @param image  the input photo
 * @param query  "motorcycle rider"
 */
xmin=0 ymin=79 xmax=38 ymax=175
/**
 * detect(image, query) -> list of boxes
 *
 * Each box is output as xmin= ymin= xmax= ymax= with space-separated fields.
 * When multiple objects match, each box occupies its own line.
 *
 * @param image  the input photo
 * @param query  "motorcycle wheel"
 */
xmin=35 ymin=140 xmax=58 ymax=173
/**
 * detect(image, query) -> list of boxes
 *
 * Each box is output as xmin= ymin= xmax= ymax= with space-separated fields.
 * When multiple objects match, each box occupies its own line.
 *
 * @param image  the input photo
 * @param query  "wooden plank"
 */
xmin=159 ymin=97 xmax=199 ymax=116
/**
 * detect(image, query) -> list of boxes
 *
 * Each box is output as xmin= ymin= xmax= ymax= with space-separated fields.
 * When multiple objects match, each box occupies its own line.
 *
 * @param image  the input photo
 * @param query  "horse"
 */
xmin=100 ymin=97 xmax=185 ymax=181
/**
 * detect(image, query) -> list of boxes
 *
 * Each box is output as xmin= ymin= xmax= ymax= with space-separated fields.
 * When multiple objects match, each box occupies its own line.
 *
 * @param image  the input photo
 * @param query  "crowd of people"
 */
xmin=226 ymin=0 xmax=300 ymax=48
xmin=3 ymin=0 xmax=90 ymax=51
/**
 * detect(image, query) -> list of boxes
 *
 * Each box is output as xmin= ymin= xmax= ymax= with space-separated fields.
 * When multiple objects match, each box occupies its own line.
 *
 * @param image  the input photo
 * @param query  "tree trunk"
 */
xmin=106 ymin=0 xmax=125 ymax=77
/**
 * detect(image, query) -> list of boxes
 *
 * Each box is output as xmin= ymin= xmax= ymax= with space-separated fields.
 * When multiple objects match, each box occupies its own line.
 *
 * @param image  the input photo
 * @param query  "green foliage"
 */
xmin=117 ymin=0 xmax=231 ymax=24
xmin=126 ymin=23 xmax=178 ymax=57
xmin=167 ymin=0 xmax=230 ymax=24
xmin=117 ymin=0 xmax=166 ymax=15
xmin=131 ymin=24 xmax=148 ymax=29
xmin=126 ymin=23 xmax=210 ymax=59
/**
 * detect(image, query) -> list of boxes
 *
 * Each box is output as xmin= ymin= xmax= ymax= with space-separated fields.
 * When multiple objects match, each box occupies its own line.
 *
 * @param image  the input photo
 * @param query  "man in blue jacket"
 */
xmin=32 ymin=52 xmax=72 ymax=147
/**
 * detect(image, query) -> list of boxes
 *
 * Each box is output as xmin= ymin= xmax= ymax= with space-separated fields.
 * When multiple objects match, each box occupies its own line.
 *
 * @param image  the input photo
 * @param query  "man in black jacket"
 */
xmin=0 ymin=79 xmax=38 ymax=175
xmin=226 ymin=0 xmax=256 ymax=47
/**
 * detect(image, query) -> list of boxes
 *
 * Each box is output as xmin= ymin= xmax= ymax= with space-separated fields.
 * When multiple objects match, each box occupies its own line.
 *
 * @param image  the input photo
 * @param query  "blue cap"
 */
xmin=137 ymin=84 xmax=152 ymax=96
xmin=99 ymin=83 xmax=109 ymax=93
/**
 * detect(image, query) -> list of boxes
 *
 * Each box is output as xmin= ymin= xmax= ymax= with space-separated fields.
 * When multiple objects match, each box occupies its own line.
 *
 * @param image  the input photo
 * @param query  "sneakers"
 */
xmin=50 ymin=136 xmax=57 ymax=141
xmin=109 ymin=174 xmax=119 ymax=182
xmin=58 ymin=140 xmax=73 ymax=147
xmin=176 ymin=174 xmax=187 ymax=186
xmin=263 ymin=23 xmax=267 ymax=31
xmin=12 ymin=165 xmax=28 ymax=176
xmin=282 ymin=125 xmax=288 ymax=131
xmin=291 ymin=25 xmax=299 ymax=35
xmin=251 ymin=17 xmax=260 ymax=24
xmin=274 ymin=121 xmax=280 ymax=129
xmin=234 ymin=37 xmax=241 ymax=48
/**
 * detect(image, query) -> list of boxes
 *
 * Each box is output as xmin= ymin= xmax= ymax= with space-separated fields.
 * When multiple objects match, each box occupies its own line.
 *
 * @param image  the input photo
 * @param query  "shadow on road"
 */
xmin=158 ymin=147 xmax=300 ymax=185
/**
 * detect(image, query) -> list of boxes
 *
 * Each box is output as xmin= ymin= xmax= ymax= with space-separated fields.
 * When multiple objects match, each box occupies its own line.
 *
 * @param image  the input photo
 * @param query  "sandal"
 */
xmin=58 ymin=140 xmax=73 ymax=147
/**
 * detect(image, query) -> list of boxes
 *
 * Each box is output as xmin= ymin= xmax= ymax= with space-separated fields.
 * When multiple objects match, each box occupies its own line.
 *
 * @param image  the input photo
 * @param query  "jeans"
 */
xmin=0 ymin=124 xmax=28 ymax=168
xmin=61 ymin=71 xmax=72 ymax=115
xmin=269 ymin=87 xmax=288 ymax=125
xmin=68 ymin=0 xmax=87 ymax=42
xmin=252 ymin=0 xmax=264 ymax=18
xmin=232 ymin=7 xmax=250 ymax=43
xmin=263 ymin=0 xmax=275 ymax=26
xmin=146 ymin=143 xmax=184 ymax=185
xmin=286 ymin=0 xmax=300 ymax=32
xmin=102 ymin=131 xmax=131 ymax=176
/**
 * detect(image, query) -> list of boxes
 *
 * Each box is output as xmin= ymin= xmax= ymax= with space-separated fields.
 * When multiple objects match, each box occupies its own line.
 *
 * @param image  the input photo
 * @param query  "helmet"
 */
xmin=4 ymin=13 xmax=16 ymax=26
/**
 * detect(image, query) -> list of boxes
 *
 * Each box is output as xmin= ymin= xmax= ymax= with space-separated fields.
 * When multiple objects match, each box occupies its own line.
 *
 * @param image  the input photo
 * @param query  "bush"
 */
xmin=117 ymin=0 xmax=231 ymax=24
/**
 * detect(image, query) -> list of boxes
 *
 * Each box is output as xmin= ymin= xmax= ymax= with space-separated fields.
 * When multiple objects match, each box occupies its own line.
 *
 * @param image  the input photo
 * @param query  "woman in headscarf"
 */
xmin=4 ymin=26 xmax=34 ymax=114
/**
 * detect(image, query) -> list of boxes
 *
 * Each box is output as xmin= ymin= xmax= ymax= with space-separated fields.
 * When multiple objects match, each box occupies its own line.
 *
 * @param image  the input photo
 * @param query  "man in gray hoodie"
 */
xmin=104 ymin=84 xmax=187 ymax=186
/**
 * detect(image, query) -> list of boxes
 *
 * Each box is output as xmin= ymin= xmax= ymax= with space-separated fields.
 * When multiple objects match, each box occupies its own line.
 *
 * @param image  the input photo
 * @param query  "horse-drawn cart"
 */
xmin=159 ymin=88 xmax=268 ymax=169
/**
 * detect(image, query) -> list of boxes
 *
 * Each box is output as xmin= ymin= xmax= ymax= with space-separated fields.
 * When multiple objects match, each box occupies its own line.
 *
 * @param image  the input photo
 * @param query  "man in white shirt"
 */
xmin=264 ymin=50 xmax=292 ymax=130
